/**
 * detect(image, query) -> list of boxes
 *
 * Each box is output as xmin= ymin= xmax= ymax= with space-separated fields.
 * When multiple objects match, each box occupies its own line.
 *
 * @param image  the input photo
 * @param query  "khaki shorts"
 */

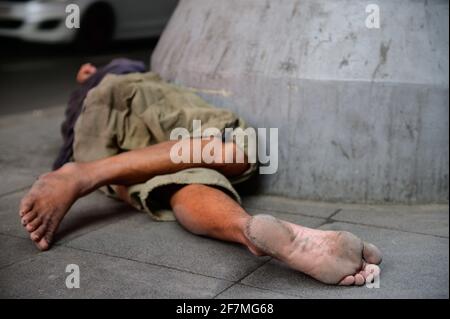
xmin=73 ymin=72 xmax=257 ymax=221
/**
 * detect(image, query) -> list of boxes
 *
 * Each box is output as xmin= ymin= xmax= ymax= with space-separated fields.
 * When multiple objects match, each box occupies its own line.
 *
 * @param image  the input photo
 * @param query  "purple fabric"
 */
xmin=53 ymin=58 xmax=146 ymax=170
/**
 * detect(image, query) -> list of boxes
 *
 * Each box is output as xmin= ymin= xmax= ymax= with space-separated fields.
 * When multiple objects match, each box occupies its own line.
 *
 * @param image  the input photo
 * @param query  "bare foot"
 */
xmin=245 ymin=215 xmax=382 ymax=286
xmin=19 ymin=163 xmax=91 ymax=251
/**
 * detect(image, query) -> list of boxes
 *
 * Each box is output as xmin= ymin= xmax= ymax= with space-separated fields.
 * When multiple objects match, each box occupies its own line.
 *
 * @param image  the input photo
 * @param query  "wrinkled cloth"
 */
xmin=73 ymin=72 xmax=257 ymax=221
xmin=53 ymin=58 xmax=146 ymax=170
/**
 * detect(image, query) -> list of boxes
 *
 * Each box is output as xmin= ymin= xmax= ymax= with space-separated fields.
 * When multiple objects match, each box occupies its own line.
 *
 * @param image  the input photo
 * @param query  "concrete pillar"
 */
xmin=152 ymin=0 xmax=449 ymax=204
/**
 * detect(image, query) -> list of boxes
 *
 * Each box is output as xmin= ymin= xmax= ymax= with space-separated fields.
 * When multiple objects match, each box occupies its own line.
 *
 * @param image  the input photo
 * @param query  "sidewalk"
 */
xmin=0 ymin=107 xmax=448 ymax=299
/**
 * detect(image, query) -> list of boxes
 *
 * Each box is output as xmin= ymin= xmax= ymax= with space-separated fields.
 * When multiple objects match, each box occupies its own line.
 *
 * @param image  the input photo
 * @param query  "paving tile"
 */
xmin=216 ymin=284 xmax=297 ymax=299
xmin=0 ymin=107 xmax=64 ymax=171
xmin=0 ymin=190 xmax=137 ymax=245
xmin=241 ymin=222 xmax=449 ymax=298
xmin=0 ymin=168 xmax=36 ymax=197
xmin=334 ymin=204 xmax=449 ymax=237
xmin=242 ymin=195 xmax=338 ymax=218
xmin=0 ymin=234 xmax=38 ymax=269
xmin=66 ymin=214 xmax=270 ymax=281
xmin=0 ymin=107 xmax=64 ymax=195
xmin=0 ymin=246 xmax=231 ymax=299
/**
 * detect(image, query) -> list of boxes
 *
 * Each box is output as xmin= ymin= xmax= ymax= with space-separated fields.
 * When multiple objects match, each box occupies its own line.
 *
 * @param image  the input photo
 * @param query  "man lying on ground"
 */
xmin=19 ymin=59 xmax=382 ymax=286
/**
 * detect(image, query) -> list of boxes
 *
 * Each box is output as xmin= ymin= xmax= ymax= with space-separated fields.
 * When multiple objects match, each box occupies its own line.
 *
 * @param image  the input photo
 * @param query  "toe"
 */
xmin=339 ymin=275 xmax=355 ymax=286
xmin=43 ymin=228 xmax=55 ymax=248
xmin=26 ymin=216 xmax=43 ymax=232
xmin=30 ymin=222 xmax=47 ymax=242
xmin=354 ymin=273 xmax=365 ymax=286
xmin=21 ymin=210 xmax=37 ymax=226
xmin=35 ymin=238 xmax=50 ymax=251
xmin=363 ymin=242 xmax=382 ymax=265
xmin=19 ymin=198 xmax=34 ymax=217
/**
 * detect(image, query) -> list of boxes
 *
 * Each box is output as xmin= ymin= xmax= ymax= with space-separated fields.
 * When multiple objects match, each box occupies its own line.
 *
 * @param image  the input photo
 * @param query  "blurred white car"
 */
xmin=0 ymin=0 xmax=178 ymax=45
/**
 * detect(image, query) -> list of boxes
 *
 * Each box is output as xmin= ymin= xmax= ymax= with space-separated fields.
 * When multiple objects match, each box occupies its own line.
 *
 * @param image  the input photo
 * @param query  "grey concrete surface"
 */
xmin=216 ymin=284 xmax=296 ymax=299
xmin=0 ymin=107 xmax=448 ymax=299
xmin=243 ymin=195 xmax=339 ymax=219
xmin=0 ymin=107 xmax=65 ymax=195
xmin=0 ymin=246 xmax=232 ymax=299
xmin=0 ymin=235 xmax=38 ymax=269
xmin=334 ymin=204 xmax=449 ymax=237
xmin=152 ymin=0 xmax=449 ymax=204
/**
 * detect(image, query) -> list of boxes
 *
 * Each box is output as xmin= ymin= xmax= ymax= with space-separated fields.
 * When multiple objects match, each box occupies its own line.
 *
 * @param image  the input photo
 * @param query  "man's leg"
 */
xmin=169 ymin=184 xmax=382 ymax=286
xmin=19 ymin=138 xmax=247 ymax=251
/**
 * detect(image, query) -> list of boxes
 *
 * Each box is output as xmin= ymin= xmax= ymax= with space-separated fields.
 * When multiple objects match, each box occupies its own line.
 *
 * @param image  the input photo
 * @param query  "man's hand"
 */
xmin=76 ymin=63 xmax=97 ymax=84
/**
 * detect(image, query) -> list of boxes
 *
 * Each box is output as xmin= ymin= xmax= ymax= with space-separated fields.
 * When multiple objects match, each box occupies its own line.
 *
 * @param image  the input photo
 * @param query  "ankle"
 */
xmin=59 ymin=162 xmax=96 ymax=195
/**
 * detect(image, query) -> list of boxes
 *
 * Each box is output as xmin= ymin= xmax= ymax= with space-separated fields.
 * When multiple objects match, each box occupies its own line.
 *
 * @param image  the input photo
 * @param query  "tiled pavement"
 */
xmin=0 ymin=107 xmax=448 ymax=299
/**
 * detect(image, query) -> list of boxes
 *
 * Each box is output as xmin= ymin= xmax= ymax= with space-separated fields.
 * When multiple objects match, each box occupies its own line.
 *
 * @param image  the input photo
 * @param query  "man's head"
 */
xmin=76 ymin=63 xmax=97 ymax=84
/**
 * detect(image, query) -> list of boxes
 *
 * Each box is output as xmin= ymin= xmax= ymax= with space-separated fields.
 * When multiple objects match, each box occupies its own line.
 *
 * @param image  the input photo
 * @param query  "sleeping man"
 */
xmin=18 ymin=59 xmax=382 ymax=286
